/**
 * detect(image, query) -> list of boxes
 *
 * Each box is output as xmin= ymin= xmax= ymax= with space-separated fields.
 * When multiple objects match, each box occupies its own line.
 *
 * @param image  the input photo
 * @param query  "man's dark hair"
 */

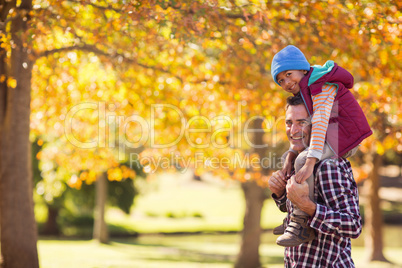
xmin=286 ymin=93 xmax=304 ymax=110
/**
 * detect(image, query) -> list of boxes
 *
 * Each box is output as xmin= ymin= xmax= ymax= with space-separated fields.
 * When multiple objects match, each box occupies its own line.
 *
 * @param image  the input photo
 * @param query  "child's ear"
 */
xmin=303 ymin=70 xmax=308 ymax=75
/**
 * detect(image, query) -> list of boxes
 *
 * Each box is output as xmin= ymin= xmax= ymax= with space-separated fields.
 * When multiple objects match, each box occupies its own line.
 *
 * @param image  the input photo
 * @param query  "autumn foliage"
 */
xmin=0 ymin=1 xmax=400 ymax=267
xmin=6 ymin=0 xmax=391 ymax=189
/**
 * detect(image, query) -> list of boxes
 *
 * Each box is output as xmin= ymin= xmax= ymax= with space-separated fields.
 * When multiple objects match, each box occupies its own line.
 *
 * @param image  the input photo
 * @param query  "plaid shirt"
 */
xmin=273 ymin=158 xmax=362 ymax=267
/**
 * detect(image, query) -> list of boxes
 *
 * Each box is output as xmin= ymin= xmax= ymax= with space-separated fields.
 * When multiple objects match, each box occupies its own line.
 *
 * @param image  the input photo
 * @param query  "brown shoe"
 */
xmin=273 ymin=217 xmax=287 ymax=235
xmin=276 ymin=213 xmax=315 ymax=247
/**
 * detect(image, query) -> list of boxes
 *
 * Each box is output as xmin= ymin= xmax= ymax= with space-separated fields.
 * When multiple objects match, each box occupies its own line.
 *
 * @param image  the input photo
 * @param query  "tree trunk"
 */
xmin=235 ymin=117 xmax=268 ymax=268
xmin=0 ymin=0 xmax=39 ymax=267
xmin=42 ymin=206 xmax=60 ymax=236
xmin=0 ymin=38 xmax=5 ymax=268
xmin=93 ymin=173 xmax=109 ymax=243
xmin=364 ymin=152 xmax=388 ymax=262
xmin=235 ymin=181 xmax=266 ymax=268
xmin=0 ymin=19 xmax=7 ymax=266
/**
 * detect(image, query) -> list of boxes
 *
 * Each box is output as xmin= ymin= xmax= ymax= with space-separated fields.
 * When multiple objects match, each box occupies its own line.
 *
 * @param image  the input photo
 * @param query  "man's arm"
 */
xmin=268 ymin=170 xmax=288 ymax=212
xmin=286 ymin=176 xmax=316 ymax=216
xmin=309 ymin=159 xmax=362 ymax=238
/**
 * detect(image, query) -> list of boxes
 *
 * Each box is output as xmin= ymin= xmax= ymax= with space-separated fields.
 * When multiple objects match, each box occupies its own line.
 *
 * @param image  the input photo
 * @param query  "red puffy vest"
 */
xmin=298 ymin=63 xmax=373 ymax=157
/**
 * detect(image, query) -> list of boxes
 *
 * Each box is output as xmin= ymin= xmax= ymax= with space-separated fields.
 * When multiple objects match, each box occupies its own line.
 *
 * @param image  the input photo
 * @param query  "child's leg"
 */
xmin=302 ymin=143 xmax=335 ymax=198
xmin=322 ymin=142 xmax=335 ymax=159
xmin=275 ymin=145 xmax=333 ymax=240
xmin=342 ymin=145 xmax=360 ymax=158
xmin=294 ymin=149 xmax=314 ymax=203
xmin=294 ymin=144 xmax=334 ymax=208
xmin=276 ymin=148 xmax=316 ymax=247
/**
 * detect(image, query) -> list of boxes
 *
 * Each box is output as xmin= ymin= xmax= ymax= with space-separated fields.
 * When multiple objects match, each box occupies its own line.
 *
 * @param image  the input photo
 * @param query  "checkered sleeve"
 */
xmin=309 ymin=159 xmax=362 ymax=239
xmin=271 ymin=193 xmax=288 ymax=213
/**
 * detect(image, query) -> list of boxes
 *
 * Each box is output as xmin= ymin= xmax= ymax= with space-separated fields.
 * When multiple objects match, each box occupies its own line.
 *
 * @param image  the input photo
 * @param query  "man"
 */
xmin=268 ymin=95 xmax=362 ymax=267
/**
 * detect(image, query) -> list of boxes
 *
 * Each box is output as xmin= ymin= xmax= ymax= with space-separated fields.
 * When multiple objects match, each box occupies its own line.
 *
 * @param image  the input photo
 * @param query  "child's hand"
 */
xmin=294 ymin=157 xmax=317 ymax=183
xmin=281 ymin=157 xmax=293 ymax=179
xmin=294 ymin=164 xmax=314 ymax=184
xmin=282 ymin=150 xmax=297 ymax=179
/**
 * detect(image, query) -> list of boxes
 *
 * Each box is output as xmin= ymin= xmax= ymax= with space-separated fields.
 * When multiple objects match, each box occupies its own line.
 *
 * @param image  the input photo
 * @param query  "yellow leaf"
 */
xmin=380 ymin=50 xmax=388 ymax=65
xmin=108 ymin=167 xmax=123 ymax=181
xmin=375 ymin=141 xmax=385 ymax=155
xmin=7 ymin=77 xmax=17 ymax=88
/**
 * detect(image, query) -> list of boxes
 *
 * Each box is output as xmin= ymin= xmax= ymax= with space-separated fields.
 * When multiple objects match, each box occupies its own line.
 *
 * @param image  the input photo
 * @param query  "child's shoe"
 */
xmin=273 ymin=218 xmax=287 ymax=235
xmin=276 ymin=212 xmax=315 ymax=247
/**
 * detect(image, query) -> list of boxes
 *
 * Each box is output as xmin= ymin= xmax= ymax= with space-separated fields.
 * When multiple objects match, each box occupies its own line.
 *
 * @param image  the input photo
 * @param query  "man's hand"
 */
xmin=268 ymin=170 xmax=288 ymax=198
xmin=294 ymin=157 xmax=317 ymax=183
xmin=286 ymin=176 xmax=316 ymax=216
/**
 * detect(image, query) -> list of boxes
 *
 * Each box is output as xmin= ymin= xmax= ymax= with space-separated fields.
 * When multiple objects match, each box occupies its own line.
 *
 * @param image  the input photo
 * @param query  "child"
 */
xmin=270 ymin=45 xmax=372 ymax=247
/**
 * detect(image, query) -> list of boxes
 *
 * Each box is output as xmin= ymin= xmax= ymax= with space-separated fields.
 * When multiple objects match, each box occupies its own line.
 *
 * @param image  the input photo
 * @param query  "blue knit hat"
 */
xmin=271 ymin=45 xmax=310 ymax=86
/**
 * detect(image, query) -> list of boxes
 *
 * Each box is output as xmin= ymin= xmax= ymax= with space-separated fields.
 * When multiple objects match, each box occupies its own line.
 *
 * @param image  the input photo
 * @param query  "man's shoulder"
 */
xmin=315 ymin=157 xmax=352 ymax=174
xmin=314 ymin=158 xmax=357 ymax=192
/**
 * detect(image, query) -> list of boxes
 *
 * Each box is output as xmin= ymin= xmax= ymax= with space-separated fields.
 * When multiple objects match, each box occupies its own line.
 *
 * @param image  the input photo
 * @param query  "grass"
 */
xmin=38 ymin=231 xmax=402 ymax=268
xmin=37 ymin=171 xmax=402 ymax=267
xmin=35 ymin=171 xmax=285 ymax=236
xmin=105 ymin=172 xmax=285 ymax=234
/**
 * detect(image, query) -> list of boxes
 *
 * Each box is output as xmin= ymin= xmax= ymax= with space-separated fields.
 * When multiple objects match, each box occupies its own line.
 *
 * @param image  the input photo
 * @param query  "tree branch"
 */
xmin=65 ymin=0 xmax=121 ymax=13
xmin=0 ymin=16 xmax=14 ymax=31
xmin=0 ymin=0 xmax=21 ymax=31
xmin=0 ymin=0 xmax=16 ymax=22
xmin=35 ymin=43 xmax=184 ymax=83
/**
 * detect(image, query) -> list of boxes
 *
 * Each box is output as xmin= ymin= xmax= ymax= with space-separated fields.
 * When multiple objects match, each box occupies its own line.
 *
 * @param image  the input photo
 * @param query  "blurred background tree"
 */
xmin=33 ymin=138 xmax=143 ymax=241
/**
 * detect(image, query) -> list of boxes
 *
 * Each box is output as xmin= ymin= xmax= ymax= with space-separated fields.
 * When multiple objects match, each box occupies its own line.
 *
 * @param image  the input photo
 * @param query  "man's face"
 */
xmin=285 ymin=104 xmax=311 ymax=153
xmin=276 ymin=70 xmax=307 ymax=94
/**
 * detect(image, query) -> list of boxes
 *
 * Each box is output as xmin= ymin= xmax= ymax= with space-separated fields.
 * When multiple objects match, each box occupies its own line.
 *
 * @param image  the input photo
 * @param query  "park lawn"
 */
xmin=38 ymin=232 xmax=402 ymax=268
xmin=36 ymin=171 xmax=402 ymax=268
xmin=35 ymin=171 xmax=285 ymax=237
xmin=105 ymin=172 xmax=285 ymax=234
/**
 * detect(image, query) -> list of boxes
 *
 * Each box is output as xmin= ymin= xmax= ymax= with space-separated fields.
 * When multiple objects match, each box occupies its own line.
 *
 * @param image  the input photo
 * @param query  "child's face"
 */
xmin=276 ymin=70 xmax=307 ymax=94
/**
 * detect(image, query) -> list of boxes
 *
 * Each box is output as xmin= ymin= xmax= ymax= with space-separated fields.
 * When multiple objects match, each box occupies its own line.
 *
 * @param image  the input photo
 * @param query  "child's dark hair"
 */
xmin=285 ymin=93 xmax=304 ymax=110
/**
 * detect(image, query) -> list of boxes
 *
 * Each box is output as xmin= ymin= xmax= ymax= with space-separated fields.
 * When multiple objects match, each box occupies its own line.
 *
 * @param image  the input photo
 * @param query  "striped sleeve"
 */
xmin=308 ymin=83 xmax=337 ymax=160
